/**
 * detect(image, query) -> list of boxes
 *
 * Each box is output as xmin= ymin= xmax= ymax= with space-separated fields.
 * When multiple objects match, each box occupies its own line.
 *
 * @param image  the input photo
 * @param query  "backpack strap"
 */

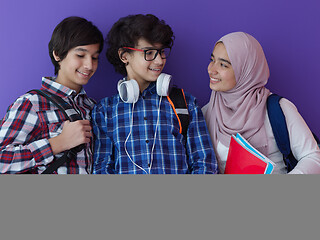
xmin=313 ymin=132 xmax=320 ymax=147
xmin=167 ymin=87 xmax=190 ymax=138
xmin=266 ymin=94 xmax=298 ymax=172
xmin=29 ymin=89 xmax=82 ymax=122
xmin=28 ymin=89 xmax=84 ymax=174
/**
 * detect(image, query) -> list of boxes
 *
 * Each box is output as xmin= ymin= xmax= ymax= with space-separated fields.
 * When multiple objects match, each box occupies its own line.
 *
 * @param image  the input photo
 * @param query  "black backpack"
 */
xmin=267 ymin=94 xmax=320 ymax=172
xmin=27 ymin=89 xmax=84 ymax=174
xmin=167 ymin=87 xmax=190 ymax=138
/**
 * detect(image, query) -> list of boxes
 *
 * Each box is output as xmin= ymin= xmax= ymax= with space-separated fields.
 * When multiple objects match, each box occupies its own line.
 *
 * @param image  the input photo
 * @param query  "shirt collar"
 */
xmin=141 ymin=82 xmax=157 ymax=97
xmin=145 ymin=82 xmax=156 ymax=94
xmin=41 ymin=77 xmax=87 ymax=99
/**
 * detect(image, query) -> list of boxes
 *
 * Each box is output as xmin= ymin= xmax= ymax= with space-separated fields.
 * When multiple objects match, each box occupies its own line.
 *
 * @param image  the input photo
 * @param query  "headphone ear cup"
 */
xmin=156 ymin=73 xmax=172 ymax=96
xmin=117 ymin=79 xmax=126 ymax=93
xmin=118 ymin=79 xmax=140 ymax=103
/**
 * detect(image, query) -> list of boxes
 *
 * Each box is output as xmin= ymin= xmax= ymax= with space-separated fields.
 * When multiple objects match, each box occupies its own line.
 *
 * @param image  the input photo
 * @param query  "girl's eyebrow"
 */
xmin=211 ymin=53 xmax=231 ymax=65
xmin=219 ymin=58 xmax=232 ymax=65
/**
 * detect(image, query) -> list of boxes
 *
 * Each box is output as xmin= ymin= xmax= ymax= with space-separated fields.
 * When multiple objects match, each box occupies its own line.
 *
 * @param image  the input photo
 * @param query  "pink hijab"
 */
xmin=203 ymin=32 xmax=270 ymax=155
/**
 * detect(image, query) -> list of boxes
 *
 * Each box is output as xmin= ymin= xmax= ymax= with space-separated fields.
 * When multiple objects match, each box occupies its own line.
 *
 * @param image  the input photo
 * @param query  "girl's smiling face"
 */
xmin=208 ymin=42 xmax=236 ymax=92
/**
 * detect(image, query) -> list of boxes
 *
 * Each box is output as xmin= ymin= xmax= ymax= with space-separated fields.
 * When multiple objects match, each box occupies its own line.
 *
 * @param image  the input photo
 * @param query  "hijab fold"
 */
xmin=203 ymin=32 xmax=270 ymax=156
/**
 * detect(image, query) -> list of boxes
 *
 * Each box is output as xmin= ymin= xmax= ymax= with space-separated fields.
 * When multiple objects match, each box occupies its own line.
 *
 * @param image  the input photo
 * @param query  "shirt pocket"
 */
xmin=37 ymin=109 xmax=65 ymax=138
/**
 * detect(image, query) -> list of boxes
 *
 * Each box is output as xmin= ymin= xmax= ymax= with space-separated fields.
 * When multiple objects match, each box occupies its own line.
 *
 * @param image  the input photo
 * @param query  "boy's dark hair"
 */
xmin=49 ymin=16 xmax=104 ymax=75
xmin=106 ymin=14 xmax=175 ymax=76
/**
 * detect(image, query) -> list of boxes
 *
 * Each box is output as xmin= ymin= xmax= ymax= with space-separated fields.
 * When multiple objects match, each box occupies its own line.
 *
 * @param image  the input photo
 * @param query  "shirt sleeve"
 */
xmin=92 ymin=101 xmax=114 ymax=174
xmin=0 ymin=96 xmax=54 ymax=174
xmin=279 ymin=98 xmax=320 ymax=174
xmin=184 ymin=94 xmax=219 ymax=174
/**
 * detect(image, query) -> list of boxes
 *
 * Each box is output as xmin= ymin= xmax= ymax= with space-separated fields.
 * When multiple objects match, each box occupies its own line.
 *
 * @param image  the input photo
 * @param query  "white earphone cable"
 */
xmin=149 ymin=95 xmax=163 ymax=174
xmin=124 ymin=102 xmax=148 ymax=174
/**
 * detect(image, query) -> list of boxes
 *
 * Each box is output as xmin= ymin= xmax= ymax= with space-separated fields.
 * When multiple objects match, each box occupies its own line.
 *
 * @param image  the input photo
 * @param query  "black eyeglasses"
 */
xmin=123 ymin=47 xmax=171 ymax=61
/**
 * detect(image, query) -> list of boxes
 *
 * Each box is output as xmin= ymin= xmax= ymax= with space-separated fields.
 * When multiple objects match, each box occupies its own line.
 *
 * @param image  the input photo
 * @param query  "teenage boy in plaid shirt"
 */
xmin=92 ymin=14 xmax=218 ymax=174
xmin=0 ymin=16 xmax=104 ymax=174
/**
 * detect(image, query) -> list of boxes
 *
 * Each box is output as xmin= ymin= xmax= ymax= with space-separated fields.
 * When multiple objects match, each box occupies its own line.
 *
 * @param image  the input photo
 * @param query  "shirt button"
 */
xmin=146 ymin=140 xmax=149 ymax=143
xmin=148 ymin=163 xmax=151 ymax=167
xmin=142 ymin=96 xmax=145 ymax=99
xmin=144 ymin=117 xmax=147 ymax=120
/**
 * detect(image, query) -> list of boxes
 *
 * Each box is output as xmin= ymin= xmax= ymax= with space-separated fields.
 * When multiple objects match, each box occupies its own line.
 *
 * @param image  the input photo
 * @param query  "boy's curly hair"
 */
xmin=106 ymin=14 xmax=174 ymax=76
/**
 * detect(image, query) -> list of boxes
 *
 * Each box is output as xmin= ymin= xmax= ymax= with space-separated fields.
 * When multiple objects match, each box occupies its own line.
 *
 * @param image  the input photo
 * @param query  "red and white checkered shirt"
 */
xmin=0 ymin=77 xmax=95 ymax=174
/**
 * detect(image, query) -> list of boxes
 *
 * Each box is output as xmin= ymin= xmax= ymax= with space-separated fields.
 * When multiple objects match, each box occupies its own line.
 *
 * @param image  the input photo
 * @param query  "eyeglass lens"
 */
xmin=145 ymin=48 xmax=171 ymax=61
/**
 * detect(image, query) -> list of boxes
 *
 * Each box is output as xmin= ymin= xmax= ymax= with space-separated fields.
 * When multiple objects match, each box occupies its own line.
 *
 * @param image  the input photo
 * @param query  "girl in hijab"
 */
xmin=202 ymin=31 xmax=320 ymax=174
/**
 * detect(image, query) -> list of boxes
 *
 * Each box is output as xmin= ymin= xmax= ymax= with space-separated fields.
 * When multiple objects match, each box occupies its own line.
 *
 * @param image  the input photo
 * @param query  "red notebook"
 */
xmin=224 ymin=133 xmax=275 ymax=174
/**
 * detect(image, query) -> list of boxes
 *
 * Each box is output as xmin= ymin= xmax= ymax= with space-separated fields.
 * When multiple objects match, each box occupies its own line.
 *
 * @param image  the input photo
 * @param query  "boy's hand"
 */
xmin=49 ymin=120 xmax=92 ymax=155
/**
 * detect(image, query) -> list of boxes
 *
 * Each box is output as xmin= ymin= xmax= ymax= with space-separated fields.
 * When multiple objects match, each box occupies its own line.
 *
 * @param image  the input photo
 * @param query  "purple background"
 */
xmin=1 ymin=0 xmax=319 ymax=135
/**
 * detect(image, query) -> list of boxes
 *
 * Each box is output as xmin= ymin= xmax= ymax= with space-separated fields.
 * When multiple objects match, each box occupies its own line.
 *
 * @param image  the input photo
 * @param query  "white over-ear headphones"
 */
xmin=117 ymin=73 xmax=172 ymax=103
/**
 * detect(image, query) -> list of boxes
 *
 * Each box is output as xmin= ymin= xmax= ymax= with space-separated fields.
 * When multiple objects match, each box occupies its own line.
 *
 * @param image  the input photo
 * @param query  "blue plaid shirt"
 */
xmin=92 ymin=82 xmax=218 ymax=174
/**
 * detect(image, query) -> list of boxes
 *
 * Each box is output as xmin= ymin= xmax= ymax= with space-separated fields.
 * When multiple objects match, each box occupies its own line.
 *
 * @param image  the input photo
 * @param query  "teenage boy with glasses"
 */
xmin=92 ymin=14 xmax=218 ymax=174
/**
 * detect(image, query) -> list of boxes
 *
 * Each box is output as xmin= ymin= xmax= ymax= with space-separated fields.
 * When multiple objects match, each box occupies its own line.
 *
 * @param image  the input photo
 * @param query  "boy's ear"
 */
xmin=118 ymin=48 xmax=128 ymax=64
xmin=52 ymin=51 xmax=61 ymax=62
